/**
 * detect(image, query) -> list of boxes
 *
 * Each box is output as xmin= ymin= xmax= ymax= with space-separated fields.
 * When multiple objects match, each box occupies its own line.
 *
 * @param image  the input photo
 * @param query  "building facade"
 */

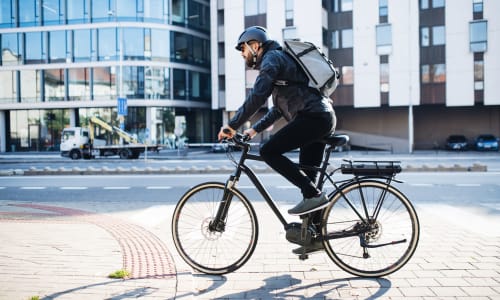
xmin=0 ymin=0 xmax=214 ymax=152
xmin=212 ymin=0 xmax=500 ymax=152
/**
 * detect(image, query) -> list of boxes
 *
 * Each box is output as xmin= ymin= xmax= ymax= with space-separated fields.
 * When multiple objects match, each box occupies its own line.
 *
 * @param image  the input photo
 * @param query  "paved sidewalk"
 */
xmin=1 ymin=199 xmax=499 ymax=299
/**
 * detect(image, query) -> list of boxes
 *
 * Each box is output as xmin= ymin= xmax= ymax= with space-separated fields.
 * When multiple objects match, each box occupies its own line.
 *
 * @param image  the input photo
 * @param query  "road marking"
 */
xmin=60 ymin=187 xmax=88 ymax=190
xmin=455 ymin=183 xmax=481 ymax=187
xmin=20 ymin=187 xmax=46 ymax=190
xmin=0 ymin=187 xmax=5 ymax=189
xmin=103 ymin=187 xmax=131 ymax=190
xmin=146 ymin=186 xmax=172 ymax=190
xmin=409 ymin=183 xmax=434 ymax=187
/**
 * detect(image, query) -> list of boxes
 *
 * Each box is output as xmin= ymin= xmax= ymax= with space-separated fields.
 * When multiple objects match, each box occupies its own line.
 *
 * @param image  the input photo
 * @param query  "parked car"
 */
xmin=475 ymin=134 xmax=499 ymax=151
xmin=445 ymin=135 xmax=468 ymax=151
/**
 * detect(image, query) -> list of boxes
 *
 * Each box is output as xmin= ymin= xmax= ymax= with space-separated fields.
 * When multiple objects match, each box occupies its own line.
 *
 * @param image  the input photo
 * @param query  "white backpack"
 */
xmin=282 ymin=40 xmax=340 ymax=97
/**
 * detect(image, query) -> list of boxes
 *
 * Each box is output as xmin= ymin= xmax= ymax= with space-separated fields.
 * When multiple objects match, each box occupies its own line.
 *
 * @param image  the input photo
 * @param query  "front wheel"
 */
xmin=172 ymin=182 xmax=259 ymax=275
xmin=322 ymin=180 xmax=419 ymax=277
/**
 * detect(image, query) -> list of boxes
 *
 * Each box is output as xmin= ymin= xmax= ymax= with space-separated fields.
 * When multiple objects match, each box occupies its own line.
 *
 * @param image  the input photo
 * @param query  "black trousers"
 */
xmin=259 ymin=111 xmax=336 ymax=199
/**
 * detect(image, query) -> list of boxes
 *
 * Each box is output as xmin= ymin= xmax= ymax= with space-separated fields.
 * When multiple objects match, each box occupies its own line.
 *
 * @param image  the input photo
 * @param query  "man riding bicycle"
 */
xmin=218 ymin=26 xmax=337 ymax=247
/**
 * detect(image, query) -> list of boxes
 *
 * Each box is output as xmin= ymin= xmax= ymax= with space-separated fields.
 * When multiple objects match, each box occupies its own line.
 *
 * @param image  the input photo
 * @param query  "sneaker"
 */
xmin=292 ymin=240 xmax=324 ymax=254
xmin=288 ymin=192 xmax=329 ymax=215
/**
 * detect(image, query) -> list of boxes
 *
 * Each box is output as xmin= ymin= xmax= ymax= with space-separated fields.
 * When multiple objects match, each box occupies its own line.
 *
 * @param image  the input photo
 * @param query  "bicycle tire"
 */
xmin=172 ymin=182 xmax=259 ymax=275
xmin=322 ymin=180 xmax=419 ymax=277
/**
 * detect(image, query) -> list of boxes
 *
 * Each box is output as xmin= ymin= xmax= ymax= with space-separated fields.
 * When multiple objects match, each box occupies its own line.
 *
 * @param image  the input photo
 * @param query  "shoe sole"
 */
xmin=288 ymin=200 xmax=330 ymax=216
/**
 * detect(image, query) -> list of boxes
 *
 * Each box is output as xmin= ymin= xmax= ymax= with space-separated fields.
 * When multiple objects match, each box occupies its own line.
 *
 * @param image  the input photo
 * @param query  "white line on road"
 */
xmin=60 ymin=187 xmax=88 ymax=190
xmin=20 ymin=187 xmax=46 ymax=190
xmin=409 ymin=183 xmax=434 ymax=187
xmin=455 ymin=183 xmax=481 ymax=187
xmin=146 ymin=186 xmax=172 ymax=190
xmin=103 ymin=187 xmax=131 ymax=190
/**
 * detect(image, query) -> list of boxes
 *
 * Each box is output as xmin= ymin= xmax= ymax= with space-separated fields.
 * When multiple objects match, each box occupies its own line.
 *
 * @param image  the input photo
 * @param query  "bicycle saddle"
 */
xmin=321 ymin=134 xmax=349 ymax=147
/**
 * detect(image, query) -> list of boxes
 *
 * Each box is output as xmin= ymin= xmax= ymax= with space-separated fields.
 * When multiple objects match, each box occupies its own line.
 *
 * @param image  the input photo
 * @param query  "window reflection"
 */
xmin=68 ymin=68 xmax=90 ymax=100
xmin=25 ymin=32 xmax=45 ymax=64
xmin=173 ymin=69 xmax=187 ymax=99
xmin=73 ymin=29 xmax=92 ymax=62
xmin=190 ymin=71 xmax=210 ymax=102
xmin=43 ymin=0 xmax=63 ymax=25
xmin=145 ymin=67 xmax=170 ymax=99
xmin=19 ymin=0 xmax=40 ymax=27
xmin=470 ymin=21 xmax=487 ymax=52
xmin=117 ymin=0 xmax=137 ymax=21
xmin=152 ymin=29 xmax=169 ymax=60
xmin=0 ymin=70 xmax=17 ymax=103
xmin=49 ymin=31 xmax=66 ymax=63
xmin=123 ymin=28 xmax=145 ymax=60
xmin=172 ymin=0 xmax=186 ymax=24
xmin=20 ymin=70 xmax=41 ymax=102
xmin=1 ymin=33 xmax=22 ymax=65
xmin=67 ymin=0 xmax=90 ymax=24
xmin=98 ymin=28 xmax=117 ymax=60
xmin=120 ymin=66 xmax=145 ymax=99
xmin=44 ymin=69 xmax=65 ymax=101
xmin=93 ymin=67 xmax=117 ymax=100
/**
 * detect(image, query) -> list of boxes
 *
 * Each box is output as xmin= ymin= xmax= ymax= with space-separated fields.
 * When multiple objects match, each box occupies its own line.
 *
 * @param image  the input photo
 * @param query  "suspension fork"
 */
xmin=209 ymin=173 xmax=240 ymax=232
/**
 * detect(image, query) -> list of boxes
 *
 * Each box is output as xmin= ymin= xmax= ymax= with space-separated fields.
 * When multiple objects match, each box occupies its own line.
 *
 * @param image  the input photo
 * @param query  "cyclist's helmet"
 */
xmin=235 ymin=26 xmax=270 ymax=51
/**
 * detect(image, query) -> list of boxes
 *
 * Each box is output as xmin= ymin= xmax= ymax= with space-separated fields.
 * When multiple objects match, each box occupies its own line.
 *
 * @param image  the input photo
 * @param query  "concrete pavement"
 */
xmin=1 ymin=195 xmax=499 ymax=299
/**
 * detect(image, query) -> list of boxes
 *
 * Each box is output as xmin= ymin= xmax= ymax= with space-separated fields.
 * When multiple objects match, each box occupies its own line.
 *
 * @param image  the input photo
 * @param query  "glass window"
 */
xmin=25 ymin=32 xmax=45 ymax=64
xmin=44 ymin=69 xmax=65 ymax=101
xmin=192 ymin=36 xmax=210 ymax=65
xmin=144 ymin=0 xmax=165 ymax=22
xmin=49 ymin=30 xmax=66 ymax=63
xmin=1 ymin=33 xmax=22 ymax=65
xmin=473 ymin=0 xmax=483 ymax=13
xmin=93 ymin=67 xmax=117 ymax=100
xmin=20 ymin=70 xmax=41 ymax=102
xmin=421 ymin=27 xmax=429 ymax=47
xmin=116 ymin=0 xmax=137 ymax=21
xmin=470 ymin=21 xmax=487 ymax=52
xmin=173 ymin=69 xmax=187 ymax=99
xmin=120 ymin=66 xmax=145 ymax=99
xmin=340 ymin=0 xmax=353 ymax=12
xmin=420 ymin=0 xmax=429 ymax=10
xmin=68 ymin=68 xmax=90 ymax=100
xmin=67 ymin=0 xmax=89 ymax=24
xmin=432 ymin=26 xmax=445 ymax=45
xmin=245 ymin=0 xmax=266 ymax=16
xmin=0 ymin=70 xmax=17 ymax=103
xmin=92 ymin=0 xmax=111 ymax=22
xmin=188 ymin=0 xmax=210 ymax=31
xmin=379 ymin=0 xmax=388 ymax=17
xmin=145 ymin=67 xmax=170 ymax=99
xmin=432 ymin=0 xmax=445 ymax=8
xmin=43 ymin=0 xmax=63 ymax=25
xmin=376 ymin=24 xmax=392 ymax=54
xmin=474 ymin=60 xmax=483 ymax=81
xmin=172 ymin=32 xmax=190 ymax=61
xmin=19 ymin=0 xmax=40 ymax=26
xmin=432 ymin=64 xmax=445 ymax=82
xmin=98 ymin=28 xmax=117 ymax=60
xmin=151 ymin=29 xmax=169 ymax=60
xmin=380 ymin=63 xmax=389 ymax=92
xmin=331 ymin=31 xmax=339 ymax=49
xmin=73 ymin=29 xmax=91 ymax=62
xmin=341 ymin=66 xmax=353 ymax=85
xmin=190 ymin=71 xmax=210 ymax=102
xmin=123 ymin=28 xmax=144 ymax=60
xmin=172 ymin=0 xmax=185 ymax=24
xmin=0 ymin=1 xmax=14 ymax=27
xmin=421 ymin=65 xmax=430 ymax=83
xmin=341 ymin=29 xmax=353 ymax=48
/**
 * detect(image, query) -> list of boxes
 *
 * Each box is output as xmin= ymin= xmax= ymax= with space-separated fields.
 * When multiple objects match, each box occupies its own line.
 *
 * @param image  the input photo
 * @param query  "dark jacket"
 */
xmin=228 ymin=40 xmax=333 ymax=133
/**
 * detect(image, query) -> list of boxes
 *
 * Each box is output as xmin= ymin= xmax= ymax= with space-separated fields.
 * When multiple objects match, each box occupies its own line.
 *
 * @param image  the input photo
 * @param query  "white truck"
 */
xmin=60 ymin=116 xmax=159 ymax=159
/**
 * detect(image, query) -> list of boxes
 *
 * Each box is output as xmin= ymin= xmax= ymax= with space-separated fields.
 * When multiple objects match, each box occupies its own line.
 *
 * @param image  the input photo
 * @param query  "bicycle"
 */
xmin=171 ymin=133 xmax=419 ymax=277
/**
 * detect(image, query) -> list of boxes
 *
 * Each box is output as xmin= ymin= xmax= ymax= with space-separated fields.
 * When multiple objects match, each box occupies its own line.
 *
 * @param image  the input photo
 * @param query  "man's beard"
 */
xmin=245 ymin=54 xmax=256 ymax=68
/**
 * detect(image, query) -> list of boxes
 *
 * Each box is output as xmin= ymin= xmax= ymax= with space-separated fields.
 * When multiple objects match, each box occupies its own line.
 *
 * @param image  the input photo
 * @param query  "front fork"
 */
xmin=209 ymin=176 xmax=237 ymax=232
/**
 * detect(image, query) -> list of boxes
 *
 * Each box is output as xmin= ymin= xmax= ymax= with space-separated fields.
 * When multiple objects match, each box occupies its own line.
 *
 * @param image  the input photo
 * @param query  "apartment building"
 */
xmin=212 ymin=0 xmax=500 ymax=152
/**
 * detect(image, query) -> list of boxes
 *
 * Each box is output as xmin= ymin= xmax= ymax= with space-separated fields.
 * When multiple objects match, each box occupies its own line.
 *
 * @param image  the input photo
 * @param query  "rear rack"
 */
xmin=341 ymin=160 xmax=402 ymax=176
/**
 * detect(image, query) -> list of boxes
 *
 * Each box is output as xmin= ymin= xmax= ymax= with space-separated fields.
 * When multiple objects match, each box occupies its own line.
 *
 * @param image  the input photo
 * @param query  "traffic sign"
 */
xmin=117 ymin=97 xmax=127 ymax=116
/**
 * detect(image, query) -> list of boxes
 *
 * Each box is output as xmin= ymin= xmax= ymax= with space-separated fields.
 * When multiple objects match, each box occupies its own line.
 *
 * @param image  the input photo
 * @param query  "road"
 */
xmin=1 ymin=171 xmax=499 ymax=217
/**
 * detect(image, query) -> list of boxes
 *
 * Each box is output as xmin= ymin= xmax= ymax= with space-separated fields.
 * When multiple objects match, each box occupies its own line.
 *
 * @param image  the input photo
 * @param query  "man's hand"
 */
xmin=217 ymin=125 xmax=236 ymax=141
xmin=243 ymin=128 xmax=257 ymax=139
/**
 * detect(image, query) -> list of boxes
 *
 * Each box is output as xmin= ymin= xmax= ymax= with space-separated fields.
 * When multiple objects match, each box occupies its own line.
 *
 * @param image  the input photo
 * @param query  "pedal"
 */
xmin=299 ymin=253 xmax=309 ymax=260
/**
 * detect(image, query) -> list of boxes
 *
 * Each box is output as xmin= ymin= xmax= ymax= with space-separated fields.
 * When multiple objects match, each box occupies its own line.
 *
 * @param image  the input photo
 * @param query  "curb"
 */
xmin=0 ymin=163 xmax=488 ymax=176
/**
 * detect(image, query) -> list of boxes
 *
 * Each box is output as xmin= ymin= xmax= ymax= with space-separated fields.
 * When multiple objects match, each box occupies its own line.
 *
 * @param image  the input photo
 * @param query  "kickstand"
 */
xmin=299 ymin=215 xmax=309 ymax=260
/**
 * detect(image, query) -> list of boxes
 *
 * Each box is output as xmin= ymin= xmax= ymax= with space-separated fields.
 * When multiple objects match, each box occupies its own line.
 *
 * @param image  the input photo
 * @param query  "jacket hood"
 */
xmin=254 ymin=40 xmax=282 ymax=68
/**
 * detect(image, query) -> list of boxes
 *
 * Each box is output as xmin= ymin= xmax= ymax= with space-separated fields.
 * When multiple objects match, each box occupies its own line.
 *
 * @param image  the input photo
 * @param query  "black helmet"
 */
xmin=235 ymin=26 xmax=270 ymax=51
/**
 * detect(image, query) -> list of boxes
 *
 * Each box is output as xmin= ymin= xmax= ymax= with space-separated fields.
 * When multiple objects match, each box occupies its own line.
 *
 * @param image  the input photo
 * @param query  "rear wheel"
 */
xmin=119 ymin=149 xmax=131 ymax=159
xmin=172 ymin=182 xmax=258 ymax=275
xmin=322 ymin=180 xmax=419 ymax=277
xmin=69 ymin=150 xmax=81 ymax=160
